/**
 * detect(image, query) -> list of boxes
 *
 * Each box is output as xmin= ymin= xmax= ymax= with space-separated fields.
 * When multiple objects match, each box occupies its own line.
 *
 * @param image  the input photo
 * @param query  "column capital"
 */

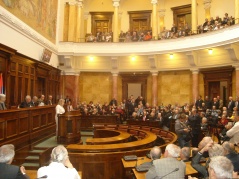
xmin=158 ymin=9 xmax=166 ymax=17
xmin=76 ymin=0 xmax=83 ymax=7
xmin=190 ymin=68 xmax=199 ymax=74
xmin=112 ymin=73 xmax=118 ymax=77
xmin=203 ymin=0 xmax=212 ymax=10
xmin=151 ymin=0 xmax=158 ymax=5
xmin=112 ymin=0 xmax=120 ymax=7
xmin=233 ymin=64 xmax=239 ymax=71
xmin=68 ymin=2 xmax=76 ymax=6
xmin=151 ymin=71 xmax=158 ymax=76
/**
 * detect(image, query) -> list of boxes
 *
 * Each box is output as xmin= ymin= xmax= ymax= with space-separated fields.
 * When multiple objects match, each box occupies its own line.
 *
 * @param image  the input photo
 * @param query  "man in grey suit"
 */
xmin=0 ymin=94 xmax=7 ymax=110
xmin=0 ymin=144 xmax=30 ymax=179
xmin=146 ymin=144 xmax=186 ymax=179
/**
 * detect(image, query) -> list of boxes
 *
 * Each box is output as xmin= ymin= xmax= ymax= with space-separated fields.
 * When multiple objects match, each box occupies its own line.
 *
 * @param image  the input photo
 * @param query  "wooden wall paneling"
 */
xmin=201 ymin=66 xmax=234 ymax=101
xmin=19 ymin=112 xmax=29 ymax=134
xmin=6 ymin=118 xmax=18 ymax=138
xmin=90 ymin=12 xmax=114 ymax=36
xmin=0 ymin=119 xmax=5 ymax=141
xmin=128 ymin=11 xmax=152 ymax=32
xmin=171 ymin=4 xmax=191 ymax=28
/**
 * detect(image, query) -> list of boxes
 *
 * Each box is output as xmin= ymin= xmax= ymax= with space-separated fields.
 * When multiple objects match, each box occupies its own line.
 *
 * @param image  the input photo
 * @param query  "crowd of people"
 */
xmin=198 ymin=13 xmax=236 ymax=34
xmin=85 ymin=12 xmax=236 ymax=43
xmin=144 ymin=138 xmax=239 ymax=179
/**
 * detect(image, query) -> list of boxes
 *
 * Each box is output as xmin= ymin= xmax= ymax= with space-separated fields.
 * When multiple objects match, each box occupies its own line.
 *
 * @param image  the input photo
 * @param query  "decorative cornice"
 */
xmin=0 ymin=6 xmax=57 ymax=53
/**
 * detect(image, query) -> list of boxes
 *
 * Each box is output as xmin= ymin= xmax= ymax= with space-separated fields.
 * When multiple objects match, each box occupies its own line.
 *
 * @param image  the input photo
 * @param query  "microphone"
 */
xmin=135 ymin=157 xmax=144 ymax=167
xmin=157 ymin=168 xmax=179 ymax=179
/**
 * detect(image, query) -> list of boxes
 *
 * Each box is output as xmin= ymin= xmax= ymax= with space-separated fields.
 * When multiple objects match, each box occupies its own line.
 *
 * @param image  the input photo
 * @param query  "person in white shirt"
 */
xmin=226 ymin=116 xmax=239 ymax=145
xmin=55 ymin=99 xmax=65 ymax=137
xmin=37 ymin=145 xmax=80 ymax=179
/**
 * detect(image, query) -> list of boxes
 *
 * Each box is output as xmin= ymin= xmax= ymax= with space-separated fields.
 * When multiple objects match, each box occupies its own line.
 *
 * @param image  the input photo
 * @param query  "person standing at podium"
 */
xmin=55 ymin=99 xmax=65 ymax=137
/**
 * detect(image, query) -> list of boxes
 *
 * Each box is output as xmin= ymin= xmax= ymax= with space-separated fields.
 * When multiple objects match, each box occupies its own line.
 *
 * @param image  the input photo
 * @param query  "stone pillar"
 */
xmin=235 ymin=67 xmax=239 ymax=97
xmin=151 ymin=0 xmax=158 ymax=40
xmin=112 ymin=0 xmax=120 ymax=42
xmin=191 ymin=69 xmax=199 ymax=103
xmin=68 ymin=2 xmax=76 ymax=41
xmin=158 ymin=9 xmax=166 ymax=33
xmin=191 ymin=0 xmax=198 ymax=34
xmin=236 ymin=0 xmax=239 ymax=23
xmin=204 ymin=0 xmax=211 ymax=19
xmin=75 ymin=0 xmax=83 ymax=42
xmin=84 ymin=12 xmax=89 ymax=42
xmin=151 ymin=72 xmax=158 ymax=107
xmin=64 ymin=73 xmax=80 ymax=107
xmin=112 ymin=73 xmax=118 ymax=100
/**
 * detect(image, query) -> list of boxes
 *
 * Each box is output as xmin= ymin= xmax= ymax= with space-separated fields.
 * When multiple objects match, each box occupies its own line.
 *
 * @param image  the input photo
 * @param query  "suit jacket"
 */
xmin=0 ymin=163 xmax=30 ymax=179
xmin=195 ymin=99 xmax=203 ymax=109
xmin=228 ymin=100 xmax=235 ymax=112
xmin=225 ymin=152 xmax=239 ymax=172
xmin=0 ymin=102 xmax=7 ymax=110
xmin=191 ymin=153 xmax=208 ymax=178
xmin=188 ymin=114 xmax=201 ymax=134
xmin=146 ymin=158 xmax=186 ymax=179
xmin=19 ymin=101 xmax=34 ymax=108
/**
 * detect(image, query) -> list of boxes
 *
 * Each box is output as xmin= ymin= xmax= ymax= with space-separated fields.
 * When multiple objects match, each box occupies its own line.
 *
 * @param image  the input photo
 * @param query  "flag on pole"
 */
xmin=0 ymin=73 xmax=3 ymax=94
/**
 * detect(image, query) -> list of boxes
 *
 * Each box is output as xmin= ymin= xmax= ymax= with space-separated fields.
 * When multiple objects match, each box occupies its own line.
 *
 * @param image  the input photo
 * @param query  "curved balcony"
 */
xmin=58 ymin=24 xmax=239 ymax=56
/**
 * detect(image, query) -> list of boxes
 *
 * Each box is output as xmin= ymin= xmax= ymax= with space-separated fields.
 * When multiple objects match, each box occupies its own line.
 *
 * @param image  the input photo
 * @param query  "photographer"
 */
xmin=175 ymin=113 xmax=191 ymax=148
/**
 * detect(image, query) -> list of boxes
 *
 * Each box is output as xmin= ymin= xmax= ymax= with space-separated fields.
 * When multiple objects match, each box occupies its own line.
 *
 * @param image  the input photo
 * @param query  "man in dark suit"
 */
xmin=188 ymin=109 xmax=201 ymax=147
xmin=212 ymin=97 xmax=219 ymax=109
xmin=19 ymin=95 xmax=33 ymax=108
xmin=0 ymin=144 xmax=29 ymax=179
xmin=0 ymin=94 xmax=7 ymax=110
xmin=32 ymin=96 xmax=39 ymax=107
xmin=204 ymin=96 xmax=212 ymax=110
xmin=146 ymin=144 xmax=185 ymax=179
xmin=109 ymin=98 xmax=117 ymax=106
xmin=222 ymin=142 xmax=239 ymax=173
xmin=46 ymin=95 xmax=53 ymax=105
xmin=228 ymin=96 xmax=235 ymax=115
xmin=195 ymin=95 xmax=203 ymax=110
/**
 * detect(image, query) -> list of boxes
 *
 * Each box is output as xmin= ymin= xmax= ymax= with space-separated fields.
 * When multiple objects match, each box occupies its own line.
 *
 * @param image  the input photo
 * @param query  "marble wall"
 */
xmin=78 ymin=72 xmax=112 ymax=103
xmin=158 ymin=71 xmax=192 ymax=106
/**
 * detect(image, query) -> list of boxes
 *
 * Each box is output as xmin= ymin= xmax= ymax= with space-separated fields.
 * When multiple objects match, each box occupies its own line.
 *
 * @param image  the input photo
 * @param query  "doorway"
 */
xmin=95 ymin=20 xmax=110 ymax=34
xmin=128 ymin=11 xmax=151 ymax=32
xmin=171 ymin=4 xmax=191 ymax=29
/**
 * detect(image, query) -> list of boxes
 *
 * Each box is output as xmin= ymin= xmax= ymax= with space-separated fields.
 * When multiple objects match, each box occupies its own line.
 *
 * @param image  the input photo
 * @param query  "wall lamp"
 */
xmin=208 ymin=49 xmax=213 ymax=55
xmin=169 ymin=54 xmax=174 ymax=59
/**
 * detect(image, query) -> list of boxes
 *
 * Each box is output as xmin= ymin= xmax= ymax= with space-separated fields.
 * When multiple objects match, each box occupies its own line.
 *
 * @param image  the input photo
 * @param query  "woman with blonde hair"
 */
xmin=55 ymin=99 xmax=65 ymax=137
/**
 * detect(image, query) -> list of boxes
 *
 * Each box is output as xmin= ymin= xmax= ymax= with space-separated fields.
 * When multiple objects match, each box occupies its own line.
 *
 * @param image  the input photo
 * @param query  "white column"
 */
xmin=191 ymin=0 xmax=198 ymax=34
xmin=112 ymin=0 xmax=120 ymax=42
xmin=151 ymin=0 xmax=158 ymax=40
xmin=203 ymin=0 xmax=211 ymax=19
xmin=236 ymin=0 xmax=239 ymax=23
xmin=75 ymin=0 xmax=83 ymax=42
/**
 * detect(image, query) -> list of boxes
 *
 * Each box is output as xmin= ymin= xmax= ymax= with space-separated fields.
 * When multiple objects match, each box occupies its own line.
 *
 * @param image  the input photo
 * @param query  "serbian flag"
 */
xmin=0 ymin=73 xmax=3 ymax=94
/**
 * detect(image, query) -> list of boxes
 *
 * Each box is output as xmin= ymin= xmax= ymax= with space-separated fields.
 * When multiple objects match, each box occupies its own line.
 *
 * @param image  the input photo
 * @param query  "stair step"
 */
xmin=25 ymin=156 xmax=39 ymax=163
xmin=22 ymin=162 xmax=40 ymax=170
xmin=29 ymin=150 xmax=45 ymax=156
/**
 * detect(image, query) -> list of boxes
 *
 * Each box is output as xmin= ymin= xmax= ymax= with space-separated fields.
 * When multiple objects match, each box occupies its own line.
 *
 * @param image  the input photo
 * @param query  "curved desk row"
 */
xmin=67 ymin=124 xmax=177 ymax=179
xmin=86 ymin=129 xmax=131 ymax=145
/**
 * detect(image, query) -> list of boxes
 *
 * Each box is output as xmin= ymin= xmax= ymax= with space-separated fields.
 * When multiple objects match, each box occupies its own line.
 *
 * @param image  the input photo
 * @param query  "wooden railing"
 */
xmin=0 ymin=106 xmax=56 ymax=150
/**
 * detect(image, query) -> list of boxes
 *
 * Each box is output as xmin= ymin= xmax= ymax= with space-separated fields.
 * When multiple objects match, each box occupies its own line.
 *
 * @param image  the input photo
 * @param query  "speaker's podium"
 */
xmin=57 ymin=111 xmax=81 ymax=144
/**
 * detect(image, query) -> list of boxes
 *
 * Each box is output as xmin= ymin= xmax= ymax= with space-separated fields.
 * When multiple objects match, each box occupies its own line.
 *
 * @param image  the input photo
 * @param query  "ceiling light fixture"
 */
xmin=131 ymin=56 xmax=136 ymax=61
xmin=169 ymin=54 xmax=174 ymax=59
xmin=89 ymin=56 xmax=94 ymax=61
xmin=208 ymin=49 xmax=213 ymax=55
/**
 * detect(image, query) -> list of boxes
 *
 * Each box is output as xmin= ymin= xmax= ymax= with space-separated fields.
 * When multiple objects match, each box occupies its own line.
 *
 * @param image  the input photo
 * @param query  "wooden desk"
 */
xmin=0 ymin=106 xmax=56 ymax=150
xmin=27 ymin=169 xmax=82 ymax=178
xmin=58 ymin=112 xmax=81 ymax=144
xmin=86 ymin=129 xmax=131 ymax=145
xmin=121 ymin=157 xmax=151 ymax=168
xmin=68 ymin=130 xmax=157 ymax=152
